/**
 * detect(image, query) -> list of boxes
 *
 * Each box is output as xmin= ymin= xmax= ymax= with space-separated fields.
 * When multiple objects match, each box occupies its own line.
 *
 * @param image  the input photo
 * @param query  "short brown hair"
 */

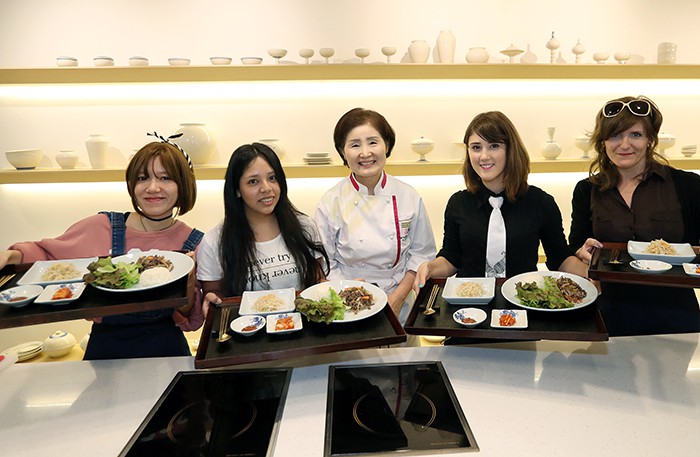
xmin=589 ymin=95 xmax=666 ymax=190
xmin=126 ymin=142 xmax=197 ymax=216
xmin=333 ymin=108 xmax=396 ymax=166
xmin=461 ymin=111 xmax=530 ymax=202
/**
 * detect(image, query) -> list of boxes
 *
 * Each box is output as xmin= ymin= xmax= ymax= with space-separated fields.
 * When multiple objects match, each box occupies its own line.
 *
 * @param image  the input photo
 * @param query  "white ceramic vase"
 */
xmin=436 ymin=30 xmax=456 ymax=63
xmin=408 ymin=40 xmax=430 ymax=63
xmin=172 ymin=123 xmax=216 ymax=166
xmin=541 ymin=127 xmax=562 ymax=160
xmin=574 ymin=133 xmax=592 ymax=159
xmin=466 ymin=47 xmax=489 ymax=63
xmin=258 ymin=139 xmax=286 ymax=158
xmin=85 ymin=134 xmax=109 ymax=169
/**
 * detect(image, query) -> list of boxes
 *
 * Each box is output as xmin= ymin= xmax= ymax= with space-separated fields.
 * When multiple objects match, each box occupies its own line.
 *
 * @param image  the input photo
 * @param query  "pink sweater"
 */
xmin=10 ymin=213 xmax=204 ymax=331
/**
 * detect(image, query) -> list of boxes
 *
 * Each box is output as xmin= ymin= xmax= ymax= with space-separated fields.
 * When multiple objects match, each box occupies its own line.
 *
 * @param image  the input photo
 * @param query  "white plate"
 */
xmin=266 ymin=312 xmax=303 ymax=334
xmin=2 ymin=341 xmax=43 ymax=362
xmin=89 ymin=249 xmax=194 ymax=292
xmin=501 ymin=271 xmax=598 ymax=312
xmin=298 ymin=280 xmax=387 ymax=324
xmin=0 ymin=285 xmax=44 ymax=308
xmin=682 ymin=263 xmax=700 ymax=277
xmin=453 ymin=307 xmax=487 ymax=327
xmin=442 ymin=277 xmax=495 ymax=305
xmin=17 ymin=257 xmax=97 ymax=286
xmin=239 ymin=288 xmax=296 ymax=316
xmin=35 ymin=282 xmax=86 ymax=305
xmin=627 ymin=240 xmax=696 ymax=265
xmin=230 ymin=315 xmax=266 ymax=336
xmin=306 ymin=152 xmax=330 ymax=158
xmin=629 ymin=260 xmax=672 ymax=274
xmin=491 ymin=309 xmax=528 ymax=328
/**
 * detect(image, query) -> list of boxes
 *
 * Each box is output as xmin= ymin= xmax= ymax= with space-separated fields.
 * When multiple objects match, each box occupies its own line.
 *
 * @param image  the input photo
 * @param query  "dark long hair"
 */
xmin=462 ymin=111 xmax=530 ymax=202
xmin=220 ymin=143 xmax=329 ymax=296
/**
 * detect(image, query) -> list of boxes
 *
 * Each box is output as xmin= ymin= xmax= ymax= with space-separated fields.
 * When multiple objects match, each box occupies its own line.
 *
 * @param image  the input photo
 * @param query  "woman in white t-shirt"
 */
xmin=197 ymin=143 xmax=329 ymax=307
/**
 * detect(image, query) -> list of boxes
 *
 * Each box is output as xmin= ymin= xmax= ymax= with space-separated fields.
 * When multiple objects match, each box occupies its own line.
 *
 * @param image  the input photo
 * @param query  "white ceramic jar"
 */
xmin=541 ymin=127 xmax=562 ymax=160
xmin=408 ymin=40 xmax=430 ymax=63
xmin=172 ymin=123 xmax=216 ymax=166
xmin=258 ymin=139 xmax=286 ymax=158
xmin=55 ymin=150 xmax=79 ymax=169
xmin=466 ymin=47 xmax=489 ymax=63
xmin=43 ymin=330 xmax=77 ymax=358
xmin=85 ymin=134 xmax=109 ymax=169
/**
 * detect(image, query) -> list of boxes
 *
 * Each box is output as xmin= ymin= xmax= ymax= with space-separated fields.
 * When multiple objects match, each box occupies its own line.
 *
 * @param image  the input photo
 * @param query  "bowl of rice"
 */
xmin=441 ymin=277 xmax=495 ymax=305
xmin=239 ymin=288 xmax=296 ymax=316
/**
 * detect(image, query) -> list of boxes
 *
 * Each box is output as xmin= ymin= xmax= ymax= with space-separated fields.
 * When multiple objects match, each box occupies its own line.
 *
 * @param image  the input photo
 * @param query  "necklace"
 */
xmin=142 ymin=213 xmax=173 ymax=222
xmin=140 ymin=215 xmax=176 ymax=232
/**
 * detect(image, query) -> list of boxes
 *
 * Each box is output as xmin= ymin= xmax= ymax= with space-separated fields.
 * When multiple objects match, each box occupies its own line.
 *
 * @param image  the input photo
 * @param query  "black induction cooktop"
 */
xmin=118 ymin=368 xmax=292 ymax=457
xmin=325 ymin=361 xmax=478 ymax=456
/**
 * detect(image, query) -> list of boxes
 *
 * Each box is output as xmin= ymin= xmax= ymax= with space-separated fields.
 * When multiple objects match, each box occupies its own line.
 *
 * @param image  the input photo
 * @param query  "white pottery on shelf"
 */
xmin=436 ymin=30 xmax=456 ymax=63
xmin=614 ymin=52 xmax=631 ymax=64
xmin=381 ymin=46 xmax=397 ymax=63
xmin=258 ymin=139 xmax=286 ymax=158
xmin=55 ymin=150 xmax=79 ymax=169
xmin=546 ymin=32 xmax=560 ymax=64
xmin=593 ymin=52 xmax=609 ymax=64
xmin=657 ymin=42 xmax=677 ymax=64
xmin=520 ymin=44 xmax=537 ymax=63
xmin=85 ymin=134 xmax=109 ymax=169
xmin=410 ymin=136 xmax=435 ymax=162
xmin=408 ymin=40 xmax=430 ymax=63
xmin=658 ymin=132 xmax=676 ymax=156
xmin=466 ymin=47 xmax=489 ymax=63
xmin=541 ymin=127 xmax=562 ymax=160
xmin=500 ymin=44 xmax=524 ymax=63
xmin=43 ymin=330 xmax=76 ymax=358
xmin=172 ymin=123 xmax=216 ymax=166
xmin=572 ymin=40 xmax=585 ymax=64
xmin=574 ymin=133 xmax=593 ymax=159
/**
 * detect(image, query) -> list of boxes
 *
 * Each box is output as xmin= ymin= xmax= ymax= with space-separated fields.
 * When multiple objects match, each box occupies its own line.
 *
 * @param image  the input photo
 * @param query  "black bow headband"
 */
xmin=147 ymin=131 xmax=193 ymax=170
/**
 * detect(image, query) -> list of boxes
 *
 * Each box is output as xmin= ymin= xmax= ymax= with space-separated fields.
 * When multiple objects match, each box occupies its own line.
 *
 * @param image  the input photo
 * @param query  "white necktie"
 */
xmin=486 ymin=196 xmax=506 ymax=277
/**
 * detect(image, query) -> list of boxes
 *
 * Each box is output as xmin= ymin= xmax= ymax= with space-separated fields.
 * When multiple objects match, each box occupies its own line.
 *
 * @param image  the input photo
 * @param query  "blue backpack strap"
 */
xmin=181 ymin=228 xmax=204 ymax=252
xmin=99 ymin=211 xmax=127 ymax=256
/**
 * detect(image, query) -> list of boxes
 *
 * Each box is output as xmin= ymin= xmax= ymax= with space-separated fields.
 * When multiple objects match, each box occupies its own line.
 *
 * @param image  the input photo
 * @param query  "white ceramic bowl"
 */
xmin=453 ymin=307 xmax=487 ymax=328
xmin=630 ymin=259 xmax=672 ymax=274
xmin=267 ymin=48 xmax=288 ymax=58
xmin=55 ymin=151 xmax=79 ymax=169
xmin=128 ymin=56 xmax=149 ymax=66
xmin=6 ymin=149 xmax=43 ymax=170
xmin=93 ymin=56 xmax=114 ymax=67
xmin=210 ymin=56 xmax=232 ymax=65
xmin=241 ymin=57 xmax=263 ymax=65
xmin=42 ymin=330 xmax=77 ymax=358
xmin=168 ymin=58 xmax=190 ymax=66
xmin=0 ymin=285 xmax=44 ymax=308
xmin=230 ymin=315 xmax=266 ymax=337
xmin=266 ymin=312 xmax=303 ymax=334
xmin=56 ymin=56 xmax=78 ymax=67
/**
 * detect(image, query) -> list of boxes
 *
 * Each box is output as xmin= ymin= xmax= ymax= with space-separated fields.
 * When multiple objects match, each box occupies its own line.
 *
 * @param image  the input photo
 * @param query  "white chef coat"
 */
xmin=314 ymin=172 xmax=437 ymax=294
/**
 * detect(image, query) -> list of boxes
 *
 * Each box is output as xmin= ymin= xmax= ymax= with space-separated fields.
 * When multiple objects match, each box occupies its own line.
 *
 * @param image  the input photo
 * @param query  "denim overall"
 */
xmin=83 ymin=212 xmax=203 ymax=360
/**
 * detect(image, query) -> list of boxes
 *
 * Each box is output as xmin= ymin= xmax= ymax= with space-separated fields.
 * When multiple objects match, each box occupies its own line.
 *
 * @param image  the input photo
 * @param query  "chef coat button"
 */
xmin=354 ymin=200 xmax=359 ymax=205
xmin=389 ymin=235 xmax=394 ymax=240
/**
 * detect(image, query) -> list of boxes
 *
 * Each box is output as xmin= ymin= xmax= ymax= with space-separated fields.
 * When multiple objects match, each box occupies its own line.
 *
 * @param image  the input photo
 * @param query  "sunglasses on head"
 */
xmin=603 ymin=98 xmax=654 ymax=118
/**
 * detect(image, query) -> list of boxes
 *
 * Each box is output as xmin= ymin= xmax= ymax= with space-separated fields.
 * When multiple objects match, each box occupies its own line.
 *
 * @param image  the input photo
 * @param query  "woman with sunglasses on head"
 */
xmin=414 ymin=111 xmax=587 ymax=294
xmin=0 ymin=134 xmax=205 ymax=359
xmin=314 ymin=108 xmax=437 ymax=324
xmin=570 ymin=95 xmax=700 ymax=335
xmin=197 ymin=143 xmax=328 ymax=306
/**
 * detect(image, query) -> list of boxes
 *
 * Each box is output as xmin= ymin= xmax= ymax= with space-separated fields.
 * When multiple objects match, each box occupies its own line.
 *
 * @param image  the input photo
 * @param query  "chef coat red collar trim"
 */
xmin=349 ymin=171 xmax=388 ymax=192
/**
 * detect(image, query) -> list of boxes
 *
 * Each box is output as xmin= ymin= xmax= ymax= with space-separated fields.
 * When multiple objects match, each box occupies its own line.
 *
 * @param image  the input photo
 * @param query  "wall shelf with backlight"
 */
xmin=1 ymin=64 xmax=699 ymax=184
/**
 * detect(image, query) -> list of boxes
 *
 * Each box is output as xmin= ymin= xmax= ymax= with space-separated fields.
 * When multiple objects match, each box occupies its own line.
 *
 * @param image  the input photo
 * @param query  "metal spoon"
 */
xmin=423 ymin=284 xmax=440 ymax=316
xmin=217 ymin=307 xmax=232 ymax=342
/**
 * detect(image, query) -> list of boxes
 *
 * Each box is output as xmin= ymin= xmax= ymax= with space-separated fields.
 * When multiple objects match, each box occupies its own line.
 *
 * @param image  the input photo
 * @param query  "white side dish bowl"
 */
xmin=56 ymin=56 xmax=78 ymax=67
xmin=453 ymin=308 xmax=487 ymax=328
xmin=682 ymin=263 xmax=700 ymax=277
xmin=241 ymin=57 xmax=263 ymax=65
xmin=128 ymin=56 xmax=149 ymax=66
xmin=0 ymin=285 xmax=44 ymax=308
xmin=210 ymin=56 xmax=232 ymax=65
xmin=442 ymin=277 xmax=495 ymax=305
xmin=239 ymin=288 xmax=295 ymax=316
xmin=230 ymin=315 xmax=266 ymax=337
xmin=168 ymin=58 xmax=191 ymax=66
xmin=42 ymin=330 xmax=77 ymax=358
xmin=627 ymin=240 xmax=696 ymax=265
xmin=93 ymin=56 xmax=114 ymax=66
xmin=629 ymin=260 xmax=672 ymax=274
xmin=266 ymin=312 xmax=303 ymax=334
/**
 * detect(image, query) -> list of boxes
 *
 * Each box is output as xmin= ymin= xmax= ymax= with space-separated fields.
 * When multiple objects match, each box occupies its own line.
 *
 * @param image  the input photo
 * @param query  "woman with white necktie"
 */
xmin=414 ymin=111 xmax=586 ymax=292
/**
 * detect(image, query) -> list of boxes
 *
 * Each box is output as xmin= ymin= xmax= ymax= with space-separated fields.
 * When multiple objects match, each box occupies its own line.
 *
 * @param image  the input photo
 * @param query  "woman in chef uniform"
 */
xmin=315 ymin=108 xmax=437 ymax=323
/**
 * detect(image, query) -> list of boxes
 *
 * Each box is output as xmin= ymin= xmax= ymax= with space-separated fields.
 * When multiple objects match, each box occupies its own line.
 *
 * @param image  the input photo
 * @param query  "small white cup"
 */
xmin=657 ymin=42 xmax=677 ymax=64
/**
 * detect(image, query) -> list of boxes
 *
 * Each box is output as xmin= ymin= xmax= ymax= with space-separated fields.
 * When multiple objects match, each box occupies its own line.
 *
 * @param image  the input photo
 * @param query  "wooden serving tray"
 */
xmin=195 ymin=297 xmax=407 ymax=369
xmin=587 ymin=242 xmax=700 ymax=288
xmin=404 ymin=278 xmax=608 ymax=342
xmin=0 ymin=263 xmax=190 ymax=329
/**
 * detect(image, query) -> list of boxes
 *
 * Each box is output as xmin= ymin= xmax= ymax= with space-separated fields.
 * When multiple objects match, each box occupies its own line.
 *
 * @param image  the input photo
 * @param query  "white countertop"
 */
xmin=1 ymin=334 xmax=699 ymax=456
